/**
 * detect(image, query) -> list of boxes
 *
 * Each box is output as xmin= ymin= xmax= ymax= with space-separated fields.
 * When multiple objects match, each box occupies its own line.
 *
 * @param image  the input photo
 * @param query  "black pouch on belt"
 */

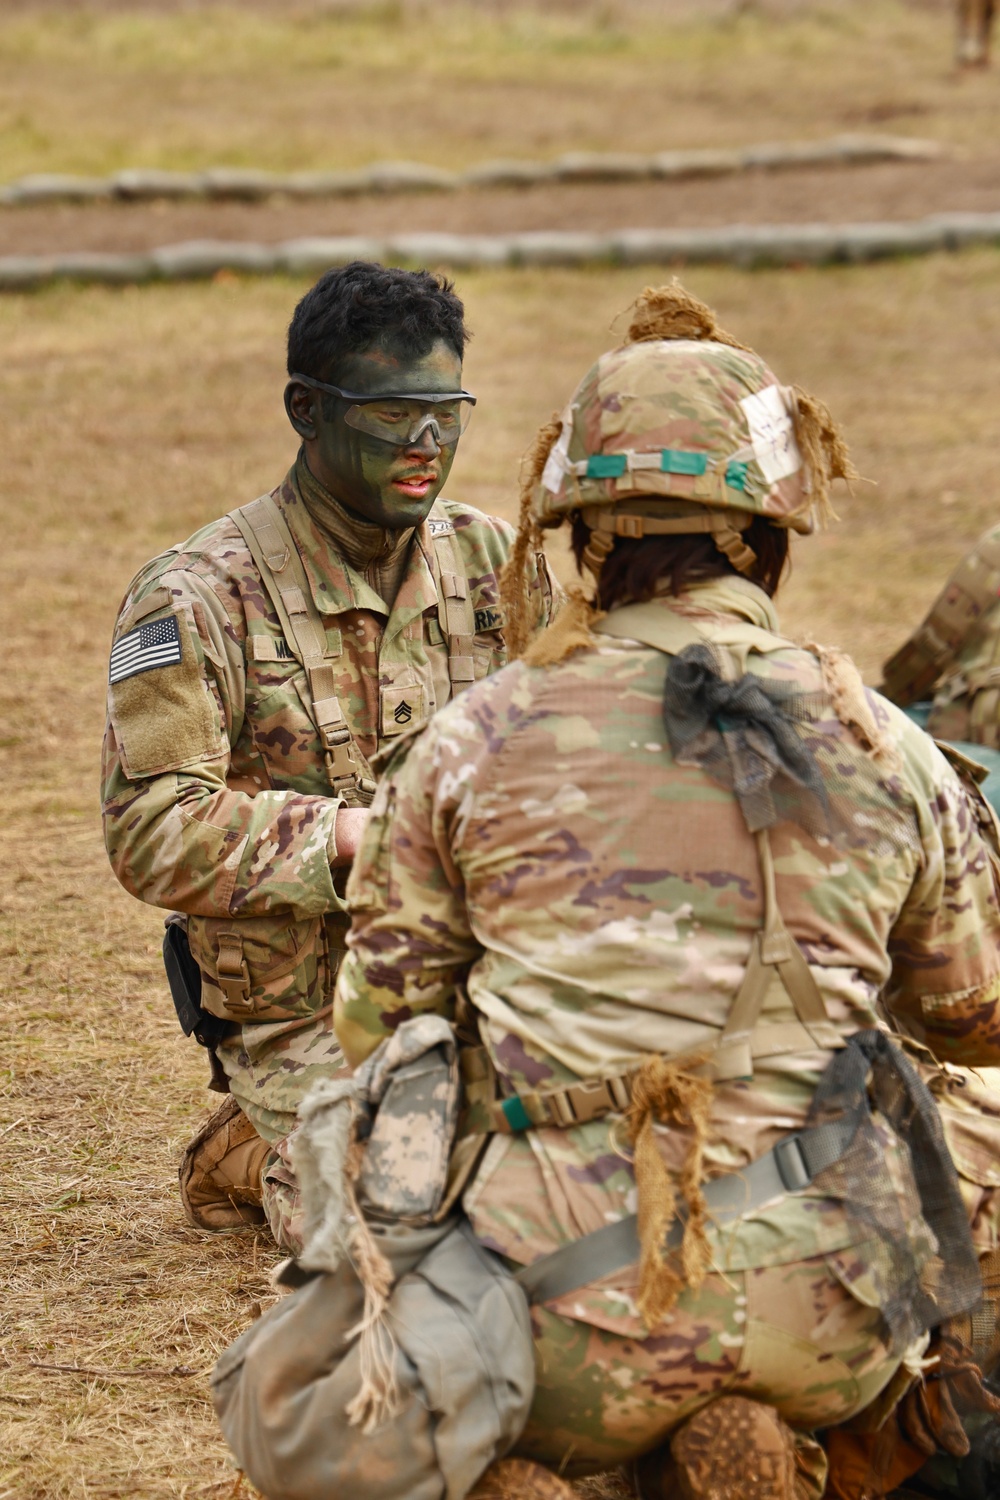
xmin=163 ymin=914 xmax=230 ymax=1050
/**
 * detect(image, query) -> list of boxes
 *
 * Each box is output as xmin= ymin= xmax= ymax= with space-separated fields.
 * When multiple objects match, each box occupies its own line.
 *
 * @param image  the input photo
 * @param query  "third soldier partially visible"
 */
xmin=880 ymin=521 xmax=1000 ymax=812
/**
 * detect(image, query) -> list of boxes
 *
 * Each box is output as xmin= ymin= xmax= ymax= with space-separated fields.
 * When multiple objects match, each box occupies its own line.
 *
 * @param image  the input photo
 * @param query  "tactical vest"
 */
xmin=191 ymin=493 xmax=496 ymax=1027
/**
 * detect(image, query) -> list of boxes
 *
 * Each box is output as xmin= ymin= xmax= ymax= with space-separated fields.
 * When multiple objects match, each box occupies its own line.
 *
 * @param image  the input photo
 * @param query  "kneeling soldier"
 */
xmin=101 ymin=261 xmax=556 ymax=1251
xmin=212 ymin=285 xmax=1000 ymax=1500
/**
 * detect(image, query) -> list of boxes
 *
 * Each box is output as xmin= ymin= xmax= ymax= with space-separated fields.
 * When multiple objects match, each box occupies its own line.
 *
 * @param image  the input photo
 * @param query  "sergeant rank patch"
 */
xmin=109 ymin=615 xmax=182 ymax=683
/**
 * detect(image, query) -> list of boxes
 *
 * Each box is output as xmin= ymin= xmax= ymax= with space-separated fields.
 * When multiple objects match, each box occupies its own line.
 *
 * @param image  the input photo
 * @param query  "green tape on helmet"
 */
xmin=535 ymin=340 xmax=815 ymax=536
xmin=661 ymin=450 xmax=708 ymax=476
xmin=586 ymin=454 xmax=628 ymax=479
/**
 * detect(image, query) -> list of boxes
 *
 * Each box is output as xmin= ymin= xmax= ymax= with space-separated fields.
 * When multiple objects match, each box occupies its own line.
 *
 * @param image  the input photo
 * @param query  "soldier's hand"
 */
xmin=332 ymin=807 xmax=370 ymax=866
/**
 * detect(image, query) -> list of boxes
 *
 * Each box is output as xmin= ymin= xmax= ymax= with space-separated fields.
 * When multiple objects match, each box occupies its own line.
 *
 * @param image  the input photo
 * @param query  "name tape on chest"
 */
xmin=109 ymin=615 xmax=182 ymax=684
xmin=474 ymin=605 xmax=504 ymax=634
xmin=248 ymin=635 xmax=296 ymax=663
xmin=427 ymin=518 xmax=456 ymax=537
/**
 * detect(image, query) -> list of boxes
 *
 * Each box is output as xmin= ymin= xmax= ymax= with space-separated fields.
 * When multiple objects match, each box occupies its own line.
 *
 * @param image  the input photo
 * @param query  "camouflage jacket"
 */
xmin=929 ymin=586 xmax=1000 ymax=751
xmin=101 ymin=461 xmax=556 ymax=1136
xmin=880 ymin=521 xmax=1000 ymax=751
xmin=335 ymin=578 xmax=1000 ymax=1335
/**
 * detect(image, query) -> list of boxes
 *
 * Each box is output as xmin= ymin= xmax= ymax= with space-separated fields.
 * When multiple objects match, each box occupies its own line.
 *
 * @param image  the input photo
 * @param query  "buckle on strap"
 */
xmin=772 ymin=1133 xmax=812 ymax=1193
xmin=549 ymin=1075 xmax=632 ymax=1127
xmin=324 ymin=732 xmax=362 ymax=785
xmin=490 ymin=1072 xmax=634 ymax=1133
xmin=215 ymin=932 xmax=255 ymax=1016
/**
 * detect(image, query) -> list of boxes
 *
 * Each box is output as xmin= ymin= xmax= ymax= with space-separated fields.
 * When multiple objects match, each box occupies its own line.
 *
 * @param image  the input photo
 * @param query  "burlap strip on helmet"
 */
xmin=502 ymin=283 xmax=857 ymax=663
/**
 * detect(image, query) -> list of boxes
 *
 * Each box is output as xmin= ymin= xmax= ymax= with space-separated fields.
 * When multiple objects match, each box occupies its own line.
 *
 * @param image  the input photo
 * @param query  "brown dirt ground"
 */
xmin=3 ymin=253 xmax=1000 ymax=1497
xmin=3 ymin=153 xmax=1000 ymax=256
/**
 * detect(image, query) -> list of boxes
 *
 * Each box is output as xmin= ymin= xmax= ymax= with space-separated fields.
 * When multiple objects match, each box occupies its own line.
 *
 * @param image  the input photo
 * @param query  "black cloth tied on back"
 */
xmin=661 ymin=643 xmax=832 ymax=838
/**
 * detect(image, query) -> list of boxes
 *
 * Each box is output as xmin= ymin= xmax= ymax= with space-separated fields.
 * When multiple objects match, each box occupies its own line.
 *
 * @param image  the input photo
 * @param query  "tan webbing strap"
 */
xmin=487 ymin=1073 xmax=634 ymax=1134
xmin=231 ymin=495 xmax=376 ymax=807
xmin=430 ymin=528 xmax=477 ymax=689
xmin=582 ymin=504 xmax=752 ymax=540
xmin=215 ymin=930 xmax=254 ymax=1015
xmin=880 ymin=526 xmax=1000 ymax=707
xmin=712 ymin=829 xmax=842 ymax=1080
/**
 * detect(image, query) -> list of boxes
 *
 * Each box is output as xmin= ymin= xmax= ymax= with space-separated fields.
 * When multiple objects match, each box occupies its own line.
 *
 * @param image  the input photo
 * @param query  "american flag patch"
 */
xmin=109 ymin=615 xmax=183 ymax=684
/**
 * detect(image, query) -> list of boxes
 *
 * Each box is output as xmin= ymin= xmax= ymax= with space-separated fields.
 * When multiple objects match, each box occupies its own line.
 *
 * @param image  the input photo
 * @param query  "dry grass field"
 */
xmin=0 ymin=0 xmax=998 ymax=180
xmin=5 ymin=252 xmax=1000 ymax=1499
xmin=3 ymin=2 xmax=1000 ymax=1497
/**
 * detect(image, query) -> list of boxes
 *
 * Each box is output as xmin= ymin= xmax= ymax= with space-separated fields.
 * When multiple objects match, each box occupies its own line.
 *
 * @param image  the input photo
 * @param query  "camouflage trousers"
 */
xmin=513 ymin=1254 xmax=900 ymax=1483
xmin=216 ymin=1003 xmax=347 ymax=1146
xmin=214 ymin=1004 xmax=346 ymax=1254
xmin=261 ymin=1133 xmax=308 ymax=1254
xmin=254 ymin=1149 xmax=899 ymax=1480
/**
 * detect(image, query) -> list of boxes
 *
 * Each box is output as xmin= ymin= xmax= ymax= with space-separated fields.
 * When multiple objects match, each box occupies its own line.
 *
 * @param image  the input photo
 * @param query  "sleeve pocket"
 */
xmin=109 ymin=608 xmax=227 ymax=778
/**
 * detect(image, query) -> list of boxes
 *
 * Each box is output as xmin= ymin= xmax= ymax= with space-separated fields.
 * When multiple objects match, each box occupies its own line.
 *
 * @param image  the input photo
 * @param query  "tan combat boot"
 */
xmin=178 ymin=1095 xmax=270 ymax=1232
xmin=632 ymin=1396 xmax=814 ymax=1500
xmin=467 ymin=1457 xmax=578 ymax=1498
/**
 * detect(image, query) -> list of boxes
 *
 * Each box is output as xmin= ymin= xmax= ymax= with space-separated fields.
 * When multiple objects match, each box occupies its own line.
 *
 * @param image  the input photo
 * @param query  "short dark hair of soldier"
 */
xmin=286 ymin=262 xmax=469 ymax=385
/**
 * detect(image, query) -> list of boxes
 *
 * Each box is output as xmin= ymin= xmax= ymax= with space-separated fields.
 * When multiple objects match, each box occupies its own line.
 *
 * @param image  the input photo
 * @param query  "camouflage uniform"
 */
xmin=926 ymin=590 xmax=1000 ymax=756
xmin=879 ymin=522 xmax=1000 ymax=754
xmin=333 ymin=309 xmax=1000 ymax=1482
xmin=334 ymin=577 xmax=1000 ymax=1476
xmin=101 ymin=455 xmax=556 ymax=1243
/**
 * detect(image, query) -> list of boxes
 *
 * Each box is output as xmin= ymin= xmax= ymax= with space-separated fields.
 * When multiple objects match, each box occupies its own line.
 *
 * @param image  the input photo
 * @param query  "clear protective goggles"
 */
xmin=292 ymin=373 xmax=476 ymax=448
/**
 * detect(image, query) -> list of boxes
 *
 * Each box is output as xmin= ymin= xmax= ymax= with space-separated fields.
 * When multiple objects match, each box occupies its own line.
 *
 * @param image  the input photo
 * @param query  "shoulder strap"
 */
xmin=230 ymin=494 xmax=376 ymax=807
xmin=427 ymin=517 xmax=478 ymax=693
xmin=881 ymin=527 xmax=1000 ymax=707
xmin=598 ymin=601 xmax=838 ymax=1081
xmin=712 ymin=829 xmax=841 ymax=1080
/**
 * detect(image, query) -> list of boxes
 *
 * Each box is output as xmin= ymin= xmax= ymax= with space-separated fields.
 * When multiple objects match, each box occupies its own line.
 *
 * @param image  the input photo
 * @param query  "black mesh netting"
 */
xmin=661 ymin=643 xmax=833 ymax=838
xmin=660 ymin=642 xmax=922 ymax=861
xmin=806 ymin=1030 xmax=980 ymax=1353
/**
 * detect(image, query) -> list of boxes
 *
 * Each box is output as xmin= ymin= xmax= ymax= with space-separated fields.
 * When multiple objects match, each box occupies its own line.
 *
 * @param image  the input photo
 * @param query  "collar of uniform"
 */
xmin=276 ymin=466 xmax=442 ymax=630
xmin=274 ymin=462 xmax=399 ymax=615
xmin=380 ymin=521 xmax=443 ymax=652
xmin=656 ymin=574 xmax=781 ymax=635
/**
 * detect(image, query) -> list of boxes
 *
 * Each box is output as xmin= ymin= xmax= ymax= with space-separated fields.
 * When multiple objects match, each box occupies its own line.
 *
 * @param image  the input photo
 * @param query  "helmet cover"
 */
xmin=535 ymin=339 xmax=815 ymax=535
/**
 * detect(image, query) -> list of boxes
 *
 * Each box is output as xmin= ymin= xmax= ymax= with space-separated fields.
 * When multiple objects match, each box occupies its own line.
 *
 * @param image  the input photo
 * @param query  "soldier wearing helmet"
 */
xmin=212 ymin=286 xmax=1000 ymax=1500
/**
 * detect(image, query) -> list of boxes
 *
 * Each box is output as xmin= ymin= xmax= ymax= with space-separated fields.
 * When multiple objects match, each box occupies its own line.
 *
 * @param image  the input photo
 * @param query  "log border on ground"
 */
xmin=0 ymin=135 xmax=945 ymax=208
xmin=1 ymin=212 xmax=999 ymax=290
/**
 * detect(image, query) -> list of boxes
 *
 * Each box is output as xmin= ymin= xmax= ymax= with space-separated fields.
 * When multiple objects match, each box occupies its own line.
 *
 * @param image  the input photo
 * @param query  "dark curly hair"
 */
xmin=287 ymin=261 xmax=469 ymax=382
xmin=570 ymin=512 xmax=790 ymax=607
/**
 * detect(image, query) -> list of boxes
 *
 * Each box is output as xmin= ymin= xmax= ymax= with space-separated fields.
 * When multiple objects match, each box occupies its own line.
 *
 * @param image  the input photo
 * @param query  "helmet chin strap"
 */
xmin=711 ymin=524 xmax=758 ymax=575
xmin=580 ymin=504 xmax=760 ymax=578
xmin=581 ymin=527 xmax=616 ymax=580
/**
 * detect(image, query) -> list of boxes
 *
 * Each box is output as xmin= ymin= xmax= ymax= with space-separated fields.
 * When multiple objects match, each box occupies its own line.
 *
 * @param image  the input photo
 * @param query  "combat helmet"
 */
xmin=502 ymin=283 xmax=855 ymax=657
